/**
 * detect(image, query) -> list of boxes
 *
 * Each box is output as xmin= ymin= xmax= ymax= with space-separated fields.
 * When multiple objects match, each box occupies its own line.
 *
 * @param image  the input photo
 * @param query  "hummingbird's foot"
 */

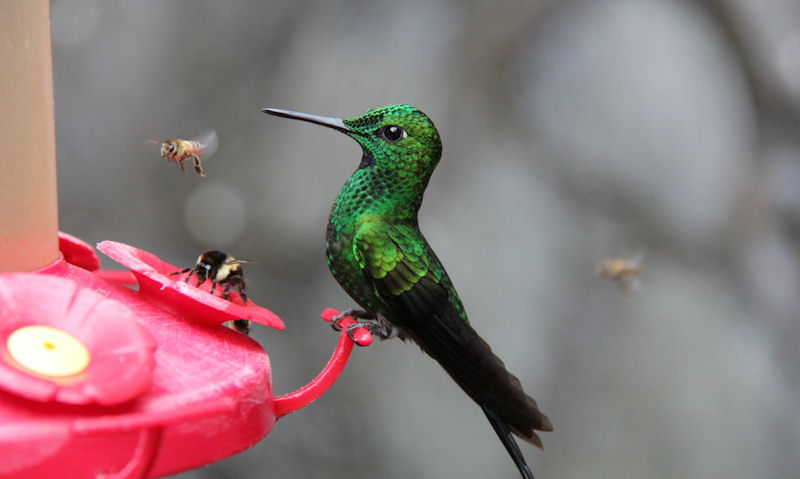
xmin=345 ymin=318 xmax=397 ymax=342
xmin=329 ymin=308 xmax=376 ymax=332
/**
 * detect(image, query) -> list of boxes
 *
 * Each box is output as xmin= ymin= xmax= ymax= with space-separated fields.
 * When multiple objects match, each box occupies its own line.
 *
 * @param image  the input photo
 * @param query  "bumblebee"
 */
xmin=156 ymin=130 xmax=218 ymax=177
xmin=595 ymin=250 xmax=646 ymax=293
xmin=172 ymin=250 xmax=251 ymax=334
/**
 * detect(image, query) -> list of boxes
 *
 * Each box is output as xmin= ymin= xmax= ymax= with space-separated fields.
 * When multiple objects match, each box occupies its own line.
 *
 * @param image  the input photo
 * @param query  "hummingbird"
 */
xmin=263 ymin=104 xmax=552 ymax=478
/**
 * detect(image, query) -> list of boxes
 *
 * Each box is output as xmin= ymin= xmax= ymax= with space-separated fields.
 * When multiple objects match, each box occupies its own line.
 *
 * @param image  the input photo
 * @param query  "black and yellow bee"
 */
xmin=172 ymin=249 xmax=252 ymax=334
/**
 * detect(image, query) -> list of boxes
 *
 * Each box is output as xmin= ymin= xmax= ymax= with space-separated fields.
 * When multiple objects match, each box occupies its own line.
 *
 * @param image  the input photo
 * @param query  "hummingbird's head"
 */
xmin=263 ymin=104 xmax=442 ymax=181
xmin=263 ymin=104 xmax=442 ymax=215
xmin=342 ymin=104 xmax=441 ymax=175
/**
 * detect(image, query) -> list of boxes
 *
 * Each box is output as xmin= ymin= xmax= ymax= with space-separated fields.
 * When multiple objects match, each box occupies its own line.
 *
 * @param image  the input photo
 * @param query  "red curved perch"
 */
xmin=274 ymin=308 xmax=372 ymax=418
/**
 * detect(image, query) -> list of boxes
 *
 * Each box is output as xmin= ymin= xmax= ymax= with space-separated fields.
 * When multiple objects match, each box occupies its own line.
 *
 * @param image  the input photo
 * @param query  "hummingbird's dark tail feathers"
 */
xmin=483 ymin=405 xmax=535 ymax=479
xmin=399 ymin=297 xmax=552 ymax=476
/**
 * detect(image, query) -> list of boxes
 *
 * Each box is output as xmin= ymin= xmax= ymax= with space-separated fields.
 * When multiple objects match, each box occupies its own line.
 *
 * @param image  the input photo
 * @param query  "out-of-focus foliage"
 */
xmin=52 ymin=0 xmax=800 ymax=478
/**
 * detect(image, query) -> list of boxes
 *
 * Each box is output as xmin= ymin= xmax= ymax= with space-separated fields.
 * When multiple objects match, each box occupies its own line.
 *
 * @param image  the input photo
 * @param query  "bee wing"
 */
xmin=145 ymin=138 xmax=165 ymax=153
xmin=618 ymin=274 xmax=642 ymax=293
xmin=628 ymin=249 xmax=647 ymax=268
xmin=192 ymin=130 xmax=218 ymax=159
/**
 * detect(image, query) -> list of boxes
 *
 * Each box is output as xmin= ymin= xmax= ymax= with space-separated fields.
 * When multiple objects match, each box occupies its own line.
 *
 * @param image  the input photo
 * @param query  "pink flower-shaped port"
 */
xmin=97 ymin=241 xmax=285 ymax=330
xmin=0 ymin=274 xmax=155 ymax=405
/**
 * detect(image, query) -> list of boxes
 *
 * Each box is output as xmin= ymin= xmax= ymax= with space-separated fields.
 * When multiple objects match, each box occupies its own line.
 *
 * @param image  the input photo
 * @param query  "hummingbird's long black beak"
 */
xmin=262 ymin=108 xmax=351 ymax=134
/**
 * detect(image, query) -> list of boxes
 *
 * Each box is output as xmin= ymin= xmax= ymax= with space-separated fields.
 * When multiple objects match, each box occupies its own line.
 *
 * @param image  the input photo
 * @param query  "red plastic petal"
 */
xmin=97 ymin=241 xmax=285 ymax=330
xmin=58 ymin=231 xmax=100 ymax=271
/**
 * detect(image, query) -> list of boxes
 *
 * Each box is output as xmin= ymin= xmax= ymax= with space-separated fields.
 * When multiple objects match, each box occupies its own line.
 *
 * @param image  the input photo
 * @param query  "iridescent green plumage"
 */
xmin=264 ymin=104 xmax=552 ymax=479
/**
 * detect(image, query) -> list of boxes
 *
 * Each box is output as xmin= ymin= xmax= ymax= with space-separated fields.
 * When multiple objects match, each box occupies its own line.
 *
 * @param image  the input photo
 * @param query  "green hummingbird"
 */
xmin=263 ymin=104 xmax=552 ymax=478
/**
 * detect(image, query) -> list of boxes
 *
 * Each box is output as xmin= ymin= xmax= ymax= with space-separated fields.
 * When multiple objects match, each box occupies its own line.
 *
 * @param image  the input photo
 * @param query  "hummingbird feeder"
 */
xmin=0 ymin=3 xmax=371 ymax=478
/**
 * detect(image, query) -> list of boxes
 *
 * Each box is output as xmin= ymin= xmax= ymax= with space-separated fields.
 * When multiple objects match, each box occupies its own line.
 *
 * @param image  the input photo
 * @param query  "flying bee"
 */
xmin=595 ymin=250 xmax=646 ymax=293
xmin=152 ymin=130 xmax=218 ymax=177
xmin=171 ymin=250 xmax=254 ymax=334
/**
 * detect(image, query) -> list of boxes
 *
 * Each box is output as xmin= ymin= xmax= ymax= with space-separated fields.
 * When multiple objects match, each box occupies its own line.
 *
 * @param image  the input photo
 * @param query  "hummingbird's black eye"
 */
xmin=380 ymin=125 xmax=407 ymax=142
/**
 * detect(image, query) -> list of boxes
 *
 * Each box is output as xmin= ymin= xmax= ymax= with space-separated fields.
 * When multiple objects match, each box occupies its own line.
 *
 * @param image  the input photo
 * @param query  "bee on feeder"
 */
xmin=172 ymin=250 xmax=254 ymax=334
xmin=152 ymin=130 xmax=218 ymax=177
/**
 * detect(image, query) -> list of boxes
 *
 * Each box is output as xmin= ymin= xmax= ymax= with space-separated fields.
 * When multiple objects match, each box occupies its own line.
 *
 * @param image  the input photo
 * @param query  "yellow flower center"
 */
xmin=7 ymin=326 xmax=90 ymax=377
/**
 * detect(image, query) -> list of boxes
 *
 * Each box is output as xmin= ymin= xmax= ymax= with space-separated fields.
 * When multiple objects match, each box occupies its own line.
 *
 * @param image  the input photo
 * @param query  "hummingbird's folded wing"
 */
xmin=353 ymin=221 xmax=552 ymax=446
xmin=353 ymin=221 xmax=446 ymax=319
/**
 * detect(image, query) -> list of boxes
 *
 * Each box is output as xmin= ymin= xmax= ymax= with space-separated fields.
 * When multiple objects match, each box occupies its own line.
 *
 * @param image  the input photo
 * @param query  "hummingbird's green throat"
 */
xmin=263 ymin=104 xmax=551 ymax=479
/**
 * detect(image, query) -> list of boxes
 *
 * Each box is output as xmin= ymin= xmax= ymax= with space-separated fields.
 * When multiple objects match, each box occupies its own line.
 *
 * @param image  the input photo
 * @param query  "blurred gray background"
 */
xmin=51 ymin=0 xmax=800 ymax=478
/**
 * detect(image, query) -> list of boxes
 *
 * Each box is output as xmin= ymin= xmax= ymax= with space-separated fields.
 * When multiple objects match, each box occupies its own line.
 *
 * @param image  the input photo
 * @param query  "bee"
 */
xmin=595 ymin=250 xmax=646 ymax=293
xmin=153 ymin=130 xmax=218 ymax=177
xmin=172 ymin=250 xmax=253 ymax=334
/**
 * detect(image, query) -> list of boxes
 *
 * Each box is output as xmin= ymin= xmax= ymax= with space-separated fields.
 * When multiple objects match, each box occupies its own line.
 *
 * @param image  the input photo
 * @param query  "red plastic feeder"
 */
xmin=0 ymin=235 xmax=372 ymax=478
xmin=0 ymin=4 xmax=372 ymax=476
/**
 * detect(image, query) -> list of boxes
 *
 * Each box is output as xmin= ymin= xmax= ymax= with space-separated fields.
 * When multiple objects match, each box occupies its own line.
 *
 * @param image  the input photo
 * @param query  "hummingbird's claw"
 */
xmin=344 ymin=321 xmax=391 ymax=345
xmin=329 ymin=308 xmax=375 ymax=332
xmin=321 ymin=308 xmax=375 ymax=346
xmin=345 ymin=322 xmax=371 ymax=346
xmin=345 ymin=319 xmax=397 ymax=342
